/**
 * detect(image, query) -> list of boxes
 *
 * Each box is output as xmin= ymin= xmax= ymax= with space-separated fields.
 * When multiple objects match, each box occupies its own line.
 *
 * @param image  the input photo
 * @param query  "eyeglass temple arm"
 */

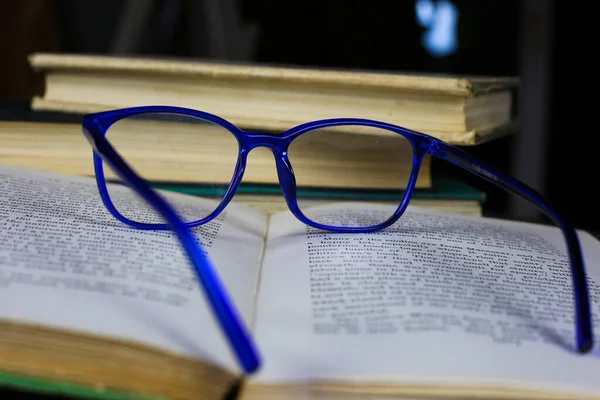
xmin=428 ymin=140 xmax=593 ymax=353
xmin=83 ymin=128 xmax=261 ymax=374
xmin=131 ymin=179 xmax=262 ymax=373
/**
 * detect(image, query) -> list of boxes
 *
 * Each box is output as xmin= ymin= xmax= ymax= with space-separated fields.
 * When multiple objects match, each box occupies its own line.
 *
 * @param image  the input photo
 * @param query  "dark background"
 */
xmin=0 ymin=0 xmax=596 ymax=231
xmin=0 ymin=1 xmax=597 ymax=398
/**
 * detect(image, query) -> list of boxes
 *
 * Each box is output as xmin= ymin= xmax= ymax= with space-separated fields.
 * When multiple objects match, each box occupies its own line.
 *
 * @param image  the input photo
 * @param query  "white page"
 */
xmin=253 ymin=203 xmax=600 ymax=396
xmin=0 ymin=165 xmax=267 ymax=374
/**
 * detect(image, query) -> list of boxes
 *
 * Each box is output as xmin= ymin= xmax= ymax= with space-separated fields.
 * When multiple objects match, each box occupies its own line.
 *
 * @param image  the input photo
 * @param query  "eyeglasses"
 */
xmin=82 ymin=105 xmax=593 ymax=363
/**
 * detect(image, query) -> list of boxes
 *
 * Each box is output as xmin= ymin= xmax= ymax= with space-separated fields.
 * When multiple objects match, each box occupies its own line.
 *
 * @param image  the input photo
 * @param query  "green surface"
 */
xmin=0 ymin=372 xmax=161 ymax=400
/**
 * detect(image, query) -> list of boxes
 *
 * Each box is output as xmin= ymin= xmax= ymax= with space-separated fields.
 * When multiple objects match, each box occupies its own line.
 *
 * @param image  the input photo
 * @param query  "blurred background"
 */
xmin=0 ymin=0 xmax=597 ymax=231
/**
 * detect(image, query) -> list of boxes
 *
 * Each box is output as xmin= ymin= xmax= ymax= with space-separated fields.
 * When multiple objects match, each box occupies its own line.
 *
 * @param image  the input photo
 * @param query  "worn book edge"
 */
xmin=30 ymin=97 xmax=516 ymax=146
xmin=28 ymin=53 xmax=518 ymax=97
xmin=239 ymin=380 xmax=597 ymax=400
xmin=0 ymin=318 xmax=238 ymax=400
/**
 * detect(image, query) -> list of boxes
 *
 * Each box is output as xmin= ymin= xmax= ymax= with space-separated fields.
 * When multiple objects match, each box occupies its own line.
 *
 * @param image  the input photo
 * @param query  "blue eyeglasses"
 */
xmin=81 ymin=105 xmax=593 ymax=374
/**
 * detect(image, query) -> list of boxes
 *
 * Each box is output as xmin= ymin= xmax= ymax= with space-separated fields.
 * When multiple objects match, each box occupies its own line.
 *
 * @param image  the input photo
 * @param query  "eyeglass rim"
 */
xmin=86 ymin=105 xmax=429 ymax=232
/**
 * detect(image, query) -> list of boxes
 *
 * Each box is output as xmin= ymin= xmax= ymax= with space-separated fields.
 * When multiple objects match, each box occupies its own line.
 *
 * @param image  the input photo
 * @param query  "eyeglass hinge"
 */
xmin=423 ymin=138 xmax=445 ymax=157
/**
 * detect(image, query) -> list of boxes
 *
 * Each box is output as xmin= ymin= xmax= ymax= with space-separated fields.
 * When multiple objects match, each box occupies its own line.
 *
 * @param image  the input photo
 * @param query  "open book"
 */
xmin=0 ymin=165 xmax=598 ymax=400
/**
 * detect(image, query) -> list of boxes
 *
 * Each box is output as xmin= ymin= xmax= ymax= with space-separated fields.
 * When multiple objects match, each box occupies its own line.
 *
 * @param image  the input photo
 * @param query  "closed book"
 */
xmin=0 ymin=116 xmax=432 ymax=190
xmin=152 ymin=174 xmax=486 ymax=217
xmin=28 ymin=52 xmax=518 ymax=146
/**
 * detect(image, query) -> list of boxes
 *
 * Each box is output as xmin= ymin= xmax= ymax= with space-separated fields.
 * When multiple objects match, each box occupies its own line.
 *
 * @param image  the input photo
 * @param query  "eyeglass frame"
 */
xmin=82 ymin=105 xmax=594 ymax=368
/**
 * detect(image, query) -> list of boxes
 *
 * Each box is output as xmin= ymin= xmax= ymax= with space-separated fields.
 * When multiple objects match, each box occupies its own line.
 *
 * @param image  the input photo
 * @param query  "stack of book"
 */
xmin=0 ymin=53 xmax=519 ymax=217
xmin=3 ymin=55 xmax=600 ymax=400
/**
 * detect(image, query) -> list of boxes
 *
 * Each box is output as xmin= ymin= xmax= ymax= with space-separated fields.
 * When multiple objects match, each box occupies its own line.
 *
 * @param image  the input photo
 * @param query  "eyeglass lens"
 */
xmin=101 ymin=114 xmax=417 ymax=228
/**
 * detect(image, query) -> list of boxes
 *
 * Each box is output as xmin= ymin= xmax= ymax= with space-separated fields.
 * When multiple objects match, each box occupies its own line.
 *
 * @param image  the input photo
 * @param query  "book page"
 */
xmin=0 ymin=165 xmax=267 ymax=373
xmin=253 ymin=203 xmax=600 ymax=395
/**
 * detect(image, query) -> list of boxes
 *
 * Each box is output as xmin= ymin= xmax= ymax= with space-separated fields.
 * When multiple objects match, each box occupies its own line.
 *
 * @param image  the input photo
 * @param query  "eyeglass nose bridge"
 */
xmin=240 ymin=131 xmax=290 ymax=149
xmin=239 ymin=131 xmax=301 ymax=216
